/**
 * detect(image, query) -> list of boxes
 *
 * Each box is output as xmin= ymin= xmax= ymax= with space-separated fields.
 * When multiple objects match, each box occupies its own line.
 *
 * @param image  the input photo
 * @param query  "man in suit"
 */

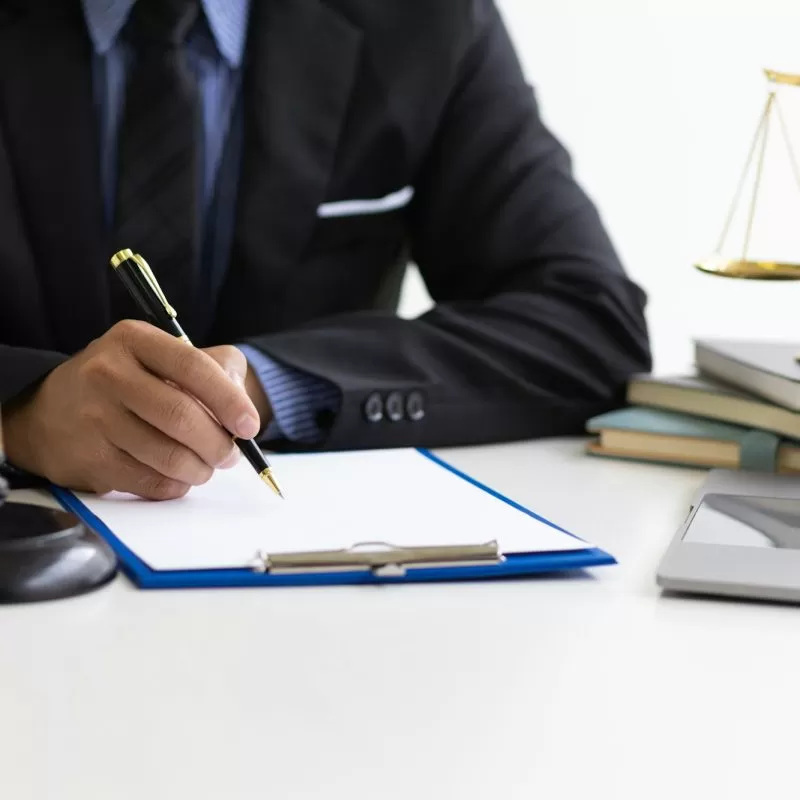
xmin=0 ymin=0 xmax=651 ymax=500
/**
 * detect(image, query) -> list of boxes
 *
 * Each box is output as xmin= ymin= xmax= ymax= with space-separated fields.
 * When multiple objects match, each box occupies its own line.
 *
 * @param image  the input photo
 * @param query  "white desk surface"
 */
xmin=2 ymin=437 xmax=799 ymax=800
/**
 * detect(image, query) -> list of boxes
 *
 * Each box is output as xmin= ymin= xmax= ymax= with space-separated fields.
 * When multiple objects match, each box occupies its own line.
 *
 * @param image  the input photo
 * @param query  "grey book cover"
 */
xmin=695 ymin=339 xmax=800 ymax=382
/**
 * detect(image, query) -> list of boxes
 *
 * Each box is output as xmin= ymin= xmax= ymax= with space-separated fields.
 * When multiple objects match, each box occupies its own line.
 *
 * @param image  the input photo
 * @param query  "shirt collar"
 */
xmin=80 ymin=0 xmax=251 ymax=68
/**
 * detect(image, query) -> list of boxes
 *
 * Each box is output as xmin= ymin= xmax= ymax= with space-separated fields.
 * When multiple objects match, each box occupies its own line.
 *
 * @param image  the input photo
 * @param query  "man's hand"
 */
xmin=203 ymin=345 xmax=273 ymax=428
xmin=2 ymin=321 xmax=262 ymax=500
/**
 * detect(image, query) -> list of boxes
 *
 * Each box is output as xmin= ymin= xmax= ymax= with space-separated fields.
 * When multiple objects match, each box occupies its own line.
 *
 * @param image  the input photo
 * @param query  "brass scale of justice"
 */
xmin=696 ymin=68 xmax=800 ymax=281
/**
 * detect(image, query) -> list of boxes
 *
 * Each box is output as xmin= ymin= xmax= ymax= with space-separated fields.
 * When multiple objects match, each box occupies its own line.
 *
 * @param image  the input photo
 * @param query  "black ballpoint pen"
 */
xmin=109 ymin=249 xmax=285 ymax=499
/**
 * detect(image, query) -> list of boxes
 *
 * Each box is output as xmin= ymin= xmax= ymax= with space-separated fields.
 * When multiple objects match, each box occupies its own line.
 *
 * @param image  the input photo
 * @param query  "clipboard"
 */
xmin=50 ymin=449 xmax=616 ymax=589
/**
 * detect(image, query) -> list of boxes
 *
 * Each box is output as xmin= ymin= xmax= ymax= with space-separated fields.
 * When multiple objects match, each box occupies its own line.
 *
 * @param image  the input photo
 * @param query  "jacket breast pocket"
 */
xmin=307 ymin=185 xmax=414 ymax=251
xmin=307 ymin=206 xmax=409 ymax=254
xmin=292 ymin=210 xmax=411 ymax=319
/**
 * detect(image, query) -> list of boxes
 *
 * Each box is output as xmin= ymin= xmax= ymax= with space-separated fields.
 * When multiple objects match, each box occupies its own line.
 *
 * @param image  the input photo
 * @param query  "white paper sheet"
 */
xmin=71 ymin=449 xmax=591 ymax=571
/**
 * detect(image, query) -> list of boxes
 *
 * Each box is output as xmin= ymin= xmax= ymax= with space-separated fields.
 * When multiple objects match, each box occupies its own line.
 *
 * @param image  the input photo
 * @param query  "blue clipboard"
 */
xmin=50 ymin=449 xmax=616 ymax=589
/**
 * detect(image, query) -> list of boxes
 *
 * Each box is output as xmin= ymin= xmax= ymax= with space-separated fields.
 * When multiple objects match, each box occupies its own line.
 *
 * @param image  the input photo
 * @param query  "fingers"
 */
xmin=119 ymin=366 xmax=239 ymax=470
xmin=203 ymin=345 xmax=249 ymax=389
xmin=66 ymin=440 xmax=191 ymax=501
xmin=118 ymin=322 xmax=259 ymax=438
xmin=207 ymin=345 xmax=272 ymax=426
xmin=101 ymin=447 xmax=191 ymax=501
xmin=100 ymin=408 xmax=216 ymax=487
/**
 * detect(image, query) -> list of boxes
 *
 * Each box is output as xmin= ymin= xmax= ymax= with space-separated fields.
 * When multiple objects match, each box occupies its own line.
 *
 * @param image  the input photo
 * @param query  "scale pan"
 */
xmin=694 ymin=256 xmax=800 ymax=279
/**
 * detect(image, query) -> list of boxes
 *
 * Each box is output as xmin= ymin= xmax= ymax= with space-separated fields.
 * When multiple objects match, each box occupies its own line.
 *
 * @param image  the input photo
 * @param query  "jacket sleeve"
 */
xmin=244 ymin=0 xmax=651 ymax=452
xmin=0 ymin=119 xmax=67 ymax=407
xmin=0 ymin=346 xmax=67 ymax=406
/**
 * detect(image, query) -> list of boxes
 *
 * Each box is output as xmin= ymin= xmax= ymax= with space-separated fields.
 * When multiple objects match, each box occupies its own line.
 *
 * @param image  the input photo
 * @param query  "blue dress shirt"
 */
xmin=81 ymin=0 xmax=340 ymax=443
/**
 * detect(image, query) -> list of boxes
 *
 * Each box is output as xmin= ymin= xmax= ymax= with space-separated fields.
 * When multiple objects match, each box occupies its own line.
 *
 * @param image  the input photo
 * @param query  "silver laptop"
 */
xmin=657 ymin=469 xmax=800 ymax=603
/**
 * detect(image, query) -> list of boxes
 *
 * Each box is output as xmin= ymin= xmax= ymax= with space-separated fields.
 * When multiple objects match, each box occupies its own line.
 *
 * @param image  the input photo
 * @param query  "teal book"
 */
xmin=586 ymin=406 xmax=800 ymax=473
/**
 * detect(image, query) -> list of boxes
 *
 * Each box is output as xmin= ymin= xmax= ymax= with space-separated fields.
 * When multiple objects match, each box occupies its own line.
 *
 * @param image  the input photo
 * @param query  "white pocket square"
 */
xmin=317 ymin=185 xmax=414 ymax=218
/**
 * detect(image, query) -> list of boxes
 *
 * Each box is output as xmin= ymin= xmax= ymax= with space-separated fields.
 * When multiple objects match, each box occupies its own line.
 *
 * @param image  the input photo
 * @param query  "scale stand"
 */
xmin=695 ymin=68 xmax=800 ymax=279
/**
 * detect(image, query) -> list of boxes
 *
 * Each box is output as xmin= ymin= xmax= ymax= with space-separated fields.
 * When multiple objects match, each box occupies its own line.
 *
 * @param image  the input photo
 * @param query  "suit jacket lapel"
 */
xmin=0 ymin=7 xmax=109 ymax=354
xmin=226 ymin=0 xmax=363 ymax=320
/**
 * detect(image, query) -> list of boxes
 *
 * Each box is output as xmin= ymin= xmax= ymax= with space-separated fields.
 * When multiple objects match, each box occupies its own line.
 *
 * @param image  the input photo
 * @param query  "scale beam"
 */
xmin=764 ymin=68 xmax=800 ymax=87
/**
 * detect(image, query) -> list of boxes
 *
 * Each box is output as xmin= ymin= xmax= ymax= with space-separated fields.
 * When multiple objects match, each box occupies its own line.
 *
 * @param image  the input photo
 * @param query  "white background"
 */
xmin=402 ymin=0 xmax=800 ymax=374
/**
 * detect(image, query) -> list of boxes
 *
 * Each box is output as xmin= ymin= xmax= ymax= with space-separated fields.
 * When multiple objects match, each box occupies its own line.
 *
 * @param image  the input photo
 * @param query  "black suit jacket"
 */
xmin=0 ymin=0 xmax=651 ymax=451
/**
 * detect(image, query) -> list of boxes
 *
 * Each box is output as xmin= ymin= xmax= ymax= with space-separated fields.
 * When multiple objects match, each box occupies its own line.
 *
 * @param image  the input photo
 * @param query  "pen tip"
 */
xmin=261 ymin=469 xmax=286 ymax=499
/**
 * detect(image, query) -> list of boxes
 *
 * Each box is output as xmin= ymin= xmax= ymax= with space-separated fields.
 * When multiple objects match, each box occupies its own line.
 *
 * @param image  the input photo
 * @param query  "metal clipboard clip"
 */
xmin=250 ymin=540 xmax=504 ymax=577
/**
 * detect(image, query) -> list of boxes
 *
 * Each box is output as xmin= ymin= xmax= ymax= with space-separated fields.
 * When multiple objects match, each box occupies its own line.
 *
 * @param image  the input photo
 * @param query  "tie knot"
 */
xmin=128 ymin=0 xmax=200 ymax=47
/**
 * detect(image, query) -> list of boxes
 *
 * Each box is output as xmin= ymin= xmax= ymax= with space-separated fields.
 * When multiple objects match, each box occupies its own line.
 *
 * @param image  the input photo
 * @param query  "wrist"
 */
xmin=2 ymin=398 xmax=39 ymax=475
xmin=2 ymin=376 xmax=51 ymax=477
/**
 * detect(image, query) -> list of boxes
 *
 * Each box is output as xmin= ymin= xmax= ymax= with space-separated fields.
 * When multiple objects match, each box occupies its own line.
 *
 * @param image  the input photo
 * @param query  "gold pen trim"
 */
xmin=110 ymin=248 xmax=134 ymax=268
xmin=109 ymin=249 xmax=178 ymax=318
xmin=259 ymin=467 xmax=285 ymax=499
xmin=131 ymin=254 xmax=178 ymax=318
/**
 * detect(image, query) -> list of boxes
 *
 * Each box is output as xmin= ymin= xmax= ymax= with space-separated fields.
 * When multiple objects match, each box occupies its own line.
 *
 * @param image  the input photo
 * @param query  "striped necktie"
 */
xmin=112 ymin=0 xmax=202 ymax=329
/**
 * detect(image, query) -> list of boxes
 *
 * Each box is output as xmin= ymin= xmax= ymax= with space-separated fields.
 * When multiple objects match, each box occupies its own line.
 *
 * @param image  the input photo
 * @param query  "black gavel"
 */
xmin=0 ymin=406 xmax=117 ymax=603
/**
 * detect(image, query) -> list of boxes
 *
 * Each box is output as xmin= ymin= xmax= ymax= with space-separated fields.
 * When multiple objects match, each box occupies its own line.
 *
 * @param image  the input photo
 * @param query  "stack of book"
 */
xmin=586 ymin=339 xmax=800 ymax=473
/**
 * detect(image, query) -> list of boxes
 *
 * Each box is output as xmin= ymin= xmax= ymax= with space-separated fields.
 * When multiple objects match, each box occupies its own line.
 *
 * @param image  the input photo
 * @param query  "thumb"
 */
xmin=203 ymin=345 xmax=248 ymax=389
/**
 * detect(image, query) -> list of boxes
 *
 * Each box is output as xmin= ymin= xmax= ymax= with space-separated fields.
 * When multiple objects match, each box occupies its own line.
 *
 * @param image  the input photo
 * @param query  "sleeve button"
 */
xmin=363 ymin=392 xmax=384 ymax=423
xmin=405 ymin=391 xmax=425 ymax=422
xmin=385 ymin=391 xmax=404 ymax=422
